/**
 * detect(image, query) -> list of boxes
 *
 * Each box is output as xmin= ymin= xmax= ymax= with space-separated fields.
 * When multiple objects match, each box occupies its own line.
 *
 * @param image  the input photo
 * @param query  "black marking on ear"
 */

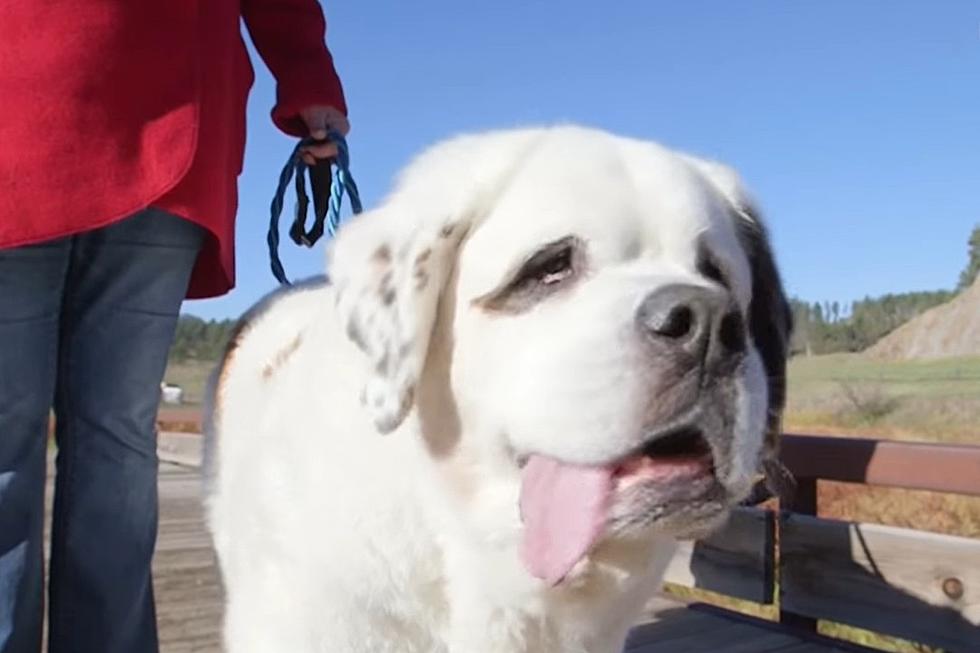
xmin=732 ymin=211 xmax=792 ymax=428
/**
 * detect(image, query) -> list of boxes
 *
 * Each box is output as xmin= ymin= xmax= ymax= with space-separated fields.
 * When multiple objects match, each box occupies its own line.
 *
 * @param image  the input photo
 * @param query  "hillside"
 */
xmin=866 ymin=277 xmax=980 ymax=361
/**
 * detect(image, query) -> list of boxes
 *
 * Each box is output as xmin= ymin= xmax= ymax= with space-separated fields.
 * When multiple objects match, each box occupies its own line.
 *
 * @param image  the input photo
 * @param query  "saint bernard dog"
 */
xmin=205 ymin=125 xmax=792 ymax=653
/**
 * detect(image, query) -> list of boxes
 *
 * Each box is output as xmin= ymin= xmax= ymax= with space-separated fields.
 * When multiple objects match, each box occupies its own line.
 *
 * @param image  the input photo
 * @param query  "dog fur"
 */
xmin=205 ymin=125 xmax=791 ymax=652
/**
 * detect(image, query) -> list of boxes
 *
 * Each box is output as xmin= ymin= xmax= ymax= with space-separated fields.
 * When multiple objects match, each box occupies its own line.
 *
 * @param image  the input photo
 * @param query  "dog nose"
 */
xmin=635 ymin=284 xmax=745 ymax=366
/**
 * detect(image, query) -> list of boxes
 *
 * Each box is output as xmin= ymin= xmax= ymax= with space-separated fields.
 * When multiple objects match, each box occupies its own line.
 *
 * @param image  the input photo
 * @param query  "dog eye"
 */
xmin=697 ymin=250 xmax=728 ymax=288
xmin=474 ymin=236 xmax=582 ymax=313
xmin=515 ymin=242 xmax=575 ymax=288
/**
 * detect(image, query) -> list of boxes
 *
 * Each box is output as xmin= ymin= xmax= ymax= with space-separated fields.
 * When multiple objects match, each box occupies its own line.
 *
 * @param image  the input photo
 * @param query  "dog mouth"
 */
xmin=612 ymin=425 xmax=716 ymax=491
xmin=606 ymin=424 xmax=729 ymax=541
xmin=517 ymin=423 xmax=726 ymax=586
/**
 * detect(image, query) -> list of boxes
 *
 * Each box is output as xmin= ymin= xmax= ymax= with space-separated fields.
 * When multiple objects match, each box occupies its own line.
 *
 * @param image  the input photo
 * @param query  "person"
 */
xmin=0 ymin=2 xmax=348 ymax=651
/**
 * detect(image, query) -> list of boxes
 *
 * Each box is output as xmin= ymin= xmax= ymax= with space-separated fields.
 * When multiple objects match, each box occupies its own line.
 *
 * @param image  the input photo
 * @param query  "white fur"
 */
xmin=207 ymin=126 xmax=776 ymax=652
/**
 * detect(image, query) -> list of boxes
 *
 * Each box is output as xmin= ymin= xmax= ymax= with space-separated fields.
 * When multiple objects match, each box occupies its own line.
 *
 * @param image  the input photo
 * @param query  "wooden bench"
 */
xmin=628 ymin=434 xmax=980 ymax=653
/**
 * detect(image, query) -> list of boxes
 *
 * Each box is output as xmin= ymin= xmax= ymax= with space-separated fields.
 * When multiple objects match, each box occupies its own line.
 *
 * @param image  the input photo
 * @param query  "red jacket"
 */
xmin=0 ymin=1 xmax=347 ymax=298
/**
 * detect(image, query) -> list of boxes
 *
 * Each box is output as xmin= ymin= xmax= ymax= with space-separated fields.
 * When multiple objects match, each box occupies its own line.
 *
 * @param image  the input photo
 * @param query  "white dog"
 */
xmin=205 ymin=125 xmax=791 ymax=653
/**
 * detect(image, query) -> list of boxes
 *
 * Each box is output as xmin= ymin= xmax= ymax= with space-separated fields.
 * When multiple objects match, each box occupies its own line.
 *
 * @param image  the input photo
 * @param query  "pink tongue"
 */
xmin=519 ymin=454 xmax=614 ymax=586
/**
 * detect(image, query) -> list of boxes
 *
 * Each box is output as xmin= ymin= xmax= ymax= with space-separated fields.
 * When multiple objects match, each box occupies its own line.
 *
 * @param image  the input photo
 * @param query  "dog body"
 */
xmin=206 ymin=126 xmax=790 ymax=652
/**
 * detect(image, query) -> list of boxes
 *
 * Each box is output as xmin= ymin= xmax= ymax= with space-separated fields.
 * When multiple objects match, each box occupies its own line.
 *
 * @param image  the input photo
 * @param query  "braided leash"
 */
xmin=267 ymin=130 xmax=362 ymax=285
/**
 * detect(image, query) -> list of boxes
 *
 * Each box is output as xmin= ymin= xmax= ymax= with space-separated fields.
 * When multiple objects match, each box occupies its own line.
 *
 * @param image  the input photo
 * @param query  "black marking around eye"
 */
xmin=511 ymin=237 xmax=576 ymax=288
xmin=474 ymin=235 xmax=584 ymax=313
xmin=696 ymin=245 xmax=729 ymax=289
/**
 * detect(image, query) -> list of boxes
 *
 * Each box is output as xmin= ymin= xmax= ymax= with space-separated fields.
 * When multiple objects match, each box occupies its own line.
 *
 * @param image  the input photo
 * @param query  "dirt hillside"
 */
xmin=866 ymin=277 xmax=980 ymax=360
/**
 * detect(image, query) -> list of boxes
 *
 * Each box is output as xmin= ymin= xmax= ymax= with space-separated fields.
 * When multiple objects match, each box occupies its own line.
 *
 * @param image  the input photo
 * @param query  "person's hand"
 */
xmin=299 ymin=105 xmax=349 ymax=165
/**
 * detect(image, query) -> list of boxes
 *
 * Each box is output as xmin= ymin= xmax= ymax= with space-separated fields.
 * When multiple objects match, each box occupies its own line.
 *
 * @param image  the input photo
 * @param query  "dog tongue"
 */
xmin=519 ymin=454 xmax=614 ymax=585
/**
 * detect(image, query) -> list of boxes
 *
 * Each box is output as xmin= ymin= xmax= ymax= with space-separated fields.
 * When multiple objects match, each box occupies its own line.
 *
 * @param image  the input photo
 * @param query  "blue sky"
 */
xmin=187 ymin=0 xmax=980 ymax=319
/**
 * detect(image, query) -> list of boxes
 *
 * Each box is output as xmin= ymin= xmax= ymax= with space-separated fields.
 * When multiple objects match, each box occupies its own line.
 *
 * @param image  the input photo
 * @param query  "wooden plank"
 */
xmin=767 ymin=644 xmax=854 ymax=653
xmin=623 ymin=604 xmax=727 ymax=653
xmin=154 ymin=463 xmax=223 ymax=651
xmin=780 ymin=475 xmax=819 ymax=631
xmin=624 ymin=618 xmax=799 ymax=653
xmin=662 ymin=507 xmax=775 ymax=604
xmin=781 ymin=434 xmax=980 ymax=497
xmin=781 ymin=513 xmax=980 ymax=652
xmin=627 ymin=601 xmax=845 ymax=653
xmin=628 ymin=620 xmax=802 ymax=653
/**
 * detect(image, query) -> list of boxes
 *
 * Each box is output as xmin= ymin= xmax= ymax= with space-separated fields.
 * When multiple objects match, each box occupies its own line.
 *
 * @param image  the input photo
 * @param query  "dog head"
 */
xmin=328 ymin=126 xmax=791 ymax=585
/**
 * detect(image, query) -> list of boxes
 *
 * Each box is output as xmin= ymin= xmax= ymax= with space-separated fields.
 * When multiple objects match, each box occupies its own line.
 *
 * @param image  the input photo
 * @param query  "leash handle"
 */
xmin=267 ymin=131 xmax=362 ymax=285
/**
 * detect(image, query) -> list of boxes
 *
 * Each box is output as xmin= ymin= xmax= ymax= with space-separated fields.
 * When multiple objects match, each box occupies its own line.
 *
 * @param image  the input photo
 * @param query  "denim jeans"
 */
xmin=0 ymin=209 xmax=204 ymax=653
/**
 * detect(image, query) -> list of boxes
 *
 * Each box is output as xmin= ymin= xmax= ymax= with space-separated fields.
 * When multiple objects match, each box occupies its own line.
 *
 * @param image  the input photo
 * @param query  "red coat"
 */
xmin=0 ymin=1 xmax=347 ymax=298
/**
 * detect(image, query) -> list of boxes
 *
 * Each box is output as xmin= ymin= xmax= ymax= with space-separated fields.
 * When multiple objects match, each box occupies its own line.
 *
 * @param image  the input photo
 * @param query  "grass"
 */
xmin=784 ymin=354 xmax=980 ymax=445
xmin=162 ymin=358 xmax=216 ymax=406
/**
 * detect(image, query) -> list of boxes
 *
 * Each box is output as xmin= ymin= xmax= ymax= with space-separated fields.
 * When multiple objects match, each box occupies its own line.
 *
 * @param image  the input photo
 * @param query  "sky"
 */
xmin=187 ymin=0 xmax=980 ymax=319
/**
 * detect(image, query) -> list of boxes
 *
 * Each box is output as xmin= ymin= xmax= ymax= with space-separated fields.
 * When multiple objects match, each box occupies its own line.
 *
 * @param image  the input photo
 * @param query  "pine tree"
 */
xmin=957 ymin=224 xmax=980 ymax=290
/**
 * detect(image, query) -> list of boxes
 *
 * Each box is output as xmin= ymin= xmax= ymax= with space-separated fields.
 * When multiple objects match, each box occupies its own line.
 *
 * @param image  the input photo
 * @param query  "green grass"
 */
xmin=788 ymin=354 xmax=980 ymax=397
xmin=785 ymin=354 xmax=980 ymax=445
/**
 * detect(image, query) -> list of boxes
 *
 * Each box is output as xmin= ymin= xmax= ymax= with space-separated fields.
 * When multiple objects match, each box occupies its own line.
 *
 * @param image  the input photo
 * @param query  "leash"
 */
xmin=267 ymin=130 xmax=362 ymax=285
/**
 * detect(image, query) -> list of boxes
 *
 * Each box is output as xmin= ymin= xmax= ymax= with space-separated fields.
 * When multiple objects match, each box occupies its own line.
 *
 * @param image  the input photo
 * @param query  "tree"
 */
xmin=789 ymin=298 xmax=813 ymax=356
xmin=170 ymin=315 xmax=237 ymax=361
xmin=787 ymin=290 xmax=952 ymax=356
xmin=957 ymin=224 xmax=980 ymax=290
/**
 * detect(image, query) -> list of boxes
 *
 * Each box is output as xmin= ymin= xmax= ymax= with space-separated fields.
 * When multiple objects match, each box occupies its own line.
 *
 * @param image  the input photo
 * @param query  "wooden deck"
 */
xmin=625 ymin=604 xmax=855 ymax=652
xmin=44 ymin=446 xmax=852 ymax=652
xmin=153 ymin=462 xmax=224 ymax=652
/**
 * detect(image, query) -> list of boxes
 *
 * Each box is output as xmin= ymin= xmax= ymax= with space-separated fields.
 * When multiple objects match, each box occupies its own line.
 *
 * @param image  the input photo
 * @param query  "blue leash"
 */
xmin=267 ymin=130 xmax=362 ymax=285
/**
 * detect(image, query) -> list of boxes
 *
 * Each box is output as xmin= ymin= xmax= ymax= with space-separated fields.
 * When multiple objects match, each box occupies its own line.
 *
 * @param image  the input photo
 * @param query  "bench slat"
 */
xmin=663 ymin=507 xmax=775 ymax=604
xmin=780 ymin=513 xmax=980 ymax=652
xmin=627 ymin=603 xmax=851 ymax=653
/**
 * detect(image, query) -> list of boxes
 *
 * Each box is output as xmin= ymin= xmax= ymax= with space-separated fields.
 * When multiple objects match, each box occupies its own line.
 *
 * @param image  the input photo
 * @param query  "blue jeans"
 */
xmin=0 ymin=209 xmax=204 ymax=653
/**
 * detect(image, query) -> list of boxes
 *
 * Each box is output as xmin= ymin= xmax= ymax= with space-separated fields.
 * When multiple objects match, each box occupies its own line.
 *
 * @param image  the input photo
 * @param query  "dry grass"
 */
xmin=785 ymin=354 xmax=980 ymax=445
xmin=818 ymin=482 xmax=980 ymax=539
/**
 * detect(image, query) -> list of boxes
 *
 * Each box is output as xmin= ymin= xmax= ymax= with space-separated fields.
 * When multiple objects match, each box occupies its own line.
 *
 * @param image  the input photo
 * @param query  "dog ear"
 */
xmin=684 ymin=157 xmax=795 ymax=499
xmin=326 ymin=128 xmax=544 ymax=434
xmin=731 ymin=211 xmax=795 ymax=501
xmin=328 ymin=208 xmax=469 ymax=434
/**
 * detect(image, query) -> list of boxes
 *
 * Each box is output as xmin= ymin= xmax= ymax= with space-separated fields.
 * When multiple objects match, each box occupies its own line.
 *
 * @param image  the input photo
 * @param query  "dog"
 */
xmin=205 ymin=125 xmax=791 ymax=653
